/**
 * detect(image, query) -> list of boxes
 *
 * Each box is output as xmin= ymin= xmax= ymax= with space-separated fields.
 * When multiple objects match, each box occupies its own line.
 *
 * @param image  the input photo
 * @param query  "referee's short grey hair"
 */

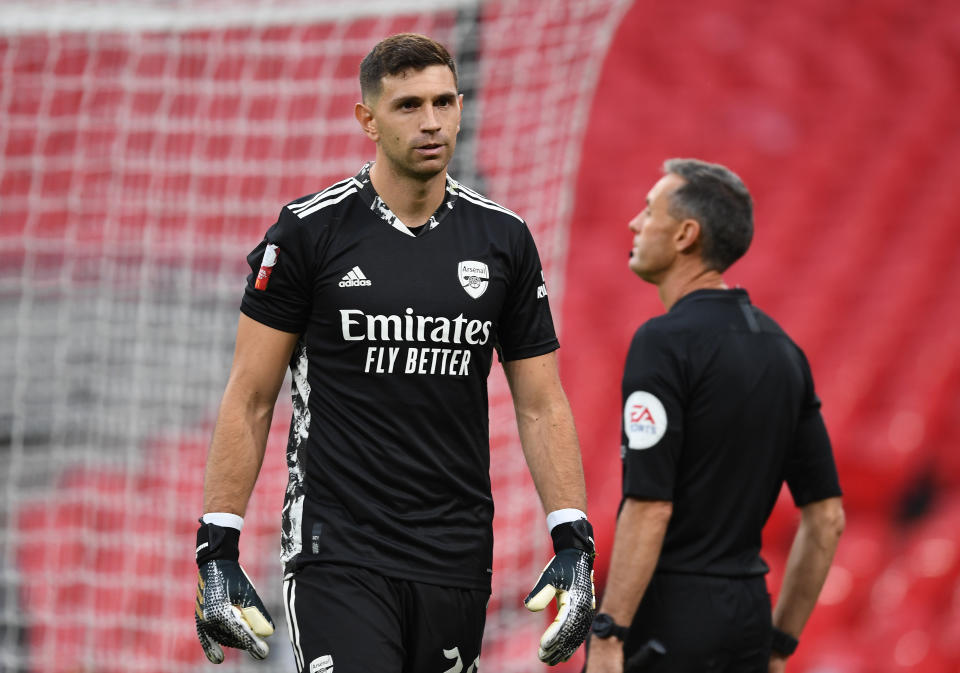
xmin=663 ymin=158 xmax=754 ymax=272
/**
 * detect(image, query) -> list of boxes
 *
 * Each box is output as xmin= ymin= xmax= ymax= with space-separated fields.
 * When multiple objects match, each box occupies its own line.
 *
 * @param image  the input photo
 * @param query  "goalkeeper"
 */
xmin=193 ymin=33 xmax=595 ymax=672
xmin=584 ymin=159 xmax=844 ymax=673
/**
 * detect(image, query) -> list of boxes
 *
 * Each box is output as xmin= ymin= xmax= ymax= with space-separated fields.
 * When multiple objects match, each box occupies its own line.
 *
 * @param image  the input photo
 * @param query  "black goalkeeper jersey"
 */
xmin=620 ymin=289 xmax=841 ymax=577
xmin=240 ymin=164 xmax=559 ymax=590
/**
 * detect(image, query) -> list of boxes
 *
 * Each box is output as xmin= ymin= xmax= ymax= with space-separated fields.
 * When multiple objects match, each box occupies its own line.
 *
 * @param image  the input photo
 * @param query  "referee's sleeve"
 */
xmin=784 ymin=353 xmax=842 ymax=506
xmin=240 ymin=206 xmax=313 ymax=334
xmin=620 ymin=325 xmax=684 ymax=502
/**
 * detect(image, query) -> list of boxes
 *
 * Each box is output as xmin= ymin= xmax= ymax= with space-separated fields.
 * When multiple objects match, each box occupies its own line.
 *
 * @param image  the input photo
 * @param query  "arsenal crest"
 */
xmin=458 ymin=260 xmax=489 ymax=299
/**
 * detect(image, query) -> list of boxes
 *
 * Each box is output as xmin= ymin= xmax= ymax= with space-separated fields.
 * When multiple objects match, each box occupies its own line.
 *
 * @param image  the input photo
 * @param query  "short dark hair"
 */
xmin=359 ymin=33 xmax=458 ymax=103
xmin=663 ymin=158 xmax=754 ymax=272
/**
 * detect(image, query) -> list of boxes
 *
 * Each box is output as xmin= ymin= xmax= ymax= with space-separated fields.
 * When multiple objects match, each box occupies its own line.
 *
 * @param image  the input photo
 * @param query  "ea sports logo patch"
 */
xmin=624 ymin=391 xmax=667 ymax=449
xmin=458 ymin=260 xmax=489 ymax=299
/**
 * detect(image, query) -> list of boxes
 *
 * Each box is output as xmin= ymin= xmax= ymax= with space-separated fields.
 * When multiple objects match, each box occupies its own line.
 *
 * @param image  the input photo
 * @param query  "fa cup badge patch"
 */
xmin=255 ymin=244 xmax=279 ymax=290
xmin=458 ymin=260 xmax=489 ymax=299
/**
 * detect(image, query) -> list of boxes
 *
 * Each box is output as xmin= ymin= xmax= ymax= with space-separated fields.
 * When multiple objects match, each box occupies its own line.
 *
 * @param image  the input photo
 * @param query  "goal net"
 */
xmin=0 ymin=1 xmax=628 ymax=671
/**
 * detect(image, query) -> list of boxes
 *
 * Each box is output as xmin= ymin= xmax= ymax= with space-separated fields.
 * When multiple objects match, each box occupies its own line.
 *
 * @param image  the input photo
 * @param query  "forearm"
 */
xmin=202 ymin=314 xmax=297 ymax=516
xmin=585 ymin=499 xmax=670 ymax=672
xmin=773 ymin=497 xmax=844 ymax=636
xmin=516 ymin=396 xmax=587 ymax=514
xmin=598 ymin=498 xmax=671 ymax=624
xmin=195 ymin=380 xmax=279 ymax=664
xmin=203 ymin=382 xmax=276 ymax=516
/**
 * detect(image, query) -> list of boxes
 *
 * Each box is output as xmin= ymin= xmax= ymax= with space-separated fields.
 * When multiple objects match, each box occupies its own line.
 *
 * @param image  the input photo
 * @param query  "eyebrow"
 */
xmin=390 ymin=91 xmax=458 ymax=107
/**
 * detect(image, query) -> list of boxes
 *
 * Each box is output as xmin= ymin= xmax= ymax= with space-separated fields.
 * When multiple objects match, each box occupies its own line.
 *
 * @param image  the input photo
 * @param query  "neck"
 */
xmin=656 ymin=265 xmax=728 ymax=311
xmin=369 ymin=159 xmax=448 ymax=228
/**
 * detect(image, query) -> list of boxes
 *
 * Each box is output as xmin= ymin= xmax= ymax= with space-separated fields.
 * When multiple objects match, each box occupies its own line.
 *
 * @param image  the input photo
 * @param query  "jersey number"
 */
xmin=443 ymin=646 xmax=479 ymax=673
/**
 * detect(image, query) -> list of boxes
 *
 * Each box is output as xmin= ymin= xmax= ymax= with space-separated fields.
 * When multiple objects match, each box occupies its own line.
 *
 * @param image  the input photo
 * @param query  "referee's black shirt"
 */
xmin=621 ymin=289 xmax=841 ymax=577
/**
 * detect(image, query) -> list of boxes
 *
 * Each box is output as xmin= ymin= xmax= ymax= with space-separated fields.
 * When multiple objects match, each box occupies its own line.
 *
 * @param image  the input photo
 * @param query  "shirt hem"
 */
xmin=240 ymin=303 xmax=305 ymax=335
xmin=500 ymin=339 xmax=560 ymax=362
xmin=286 ymin=556 xmax=493 ymax=592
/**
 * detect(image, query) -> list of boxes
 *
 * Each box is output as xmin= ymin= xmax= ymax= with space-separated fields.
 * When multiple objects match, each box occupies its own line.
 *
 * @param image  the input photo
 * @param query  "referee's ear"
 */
xmin=355 ymin=102 xmax=379 ymax=141
xmin=675 ymin=217 xmax=702 ymax=255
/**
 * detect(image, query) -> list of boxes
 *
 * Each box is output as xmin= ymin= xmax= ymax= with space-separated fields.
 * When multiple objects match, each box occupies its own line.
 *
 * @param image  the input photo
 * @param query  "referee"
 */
xmin=584 ymin=159 xmax=844 ymax=673
xmin=192 ymin=34 xmax=596 ymax=672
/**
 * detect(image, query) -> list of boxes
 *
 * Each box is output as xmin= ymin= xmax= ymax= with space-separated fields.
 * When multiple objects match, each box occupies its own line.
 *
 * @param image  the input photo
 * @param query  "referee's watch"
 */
xmin=770 ymin=627 xmax=799 ymax=657
xmin=591 ymin=613 xmax=629 ymax=641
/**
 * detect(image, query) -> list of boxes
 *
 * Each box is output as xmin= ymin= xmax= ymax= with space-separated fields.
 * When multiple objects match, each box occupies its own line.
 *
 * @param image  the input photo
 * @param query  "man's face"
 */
xmin=365 ymin=64 xmax=462 ymax=179
xmin=627 ymin=173 xmax=686 ymax=281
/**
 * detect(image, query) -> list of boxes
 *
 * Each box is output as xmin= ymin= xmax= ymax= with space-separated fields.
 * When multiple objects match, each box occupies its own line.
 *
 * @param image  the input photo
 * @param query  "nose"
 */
xmin=421 ymin=104 xmax=441 ymax=132
xmin=628 ymin=213 xmax=643 ymax=233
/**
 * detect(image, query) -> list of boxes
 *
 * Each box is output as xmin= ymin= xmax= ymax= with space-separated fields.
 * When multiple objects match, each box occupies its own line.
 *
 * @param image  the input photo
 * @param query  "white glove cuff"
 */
xmin=546 ymin=508 xmax=586 ymax=533
xmin=202 ymin=512 xmax=245 ymax=531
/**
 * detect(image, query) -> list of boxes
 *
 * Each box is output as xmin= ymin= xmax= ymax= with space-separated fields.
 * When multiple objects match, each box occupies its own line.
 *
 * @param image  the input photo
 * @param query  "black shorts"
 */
xmin=283 ymin=563 xmax=489 ymax=673
xmin=624 ymin=573 xmax=772 ymax=673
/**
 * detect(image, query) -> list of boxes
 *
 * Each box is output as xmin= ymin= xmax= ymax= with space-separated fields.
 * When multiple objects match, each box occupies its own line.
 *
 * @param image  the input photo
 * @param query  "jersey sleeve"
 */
xmin=620 ymin=324 xmax=685 ymax=502
xmin=495 ymin=223 xmax=559 ymax=361
xmin=784 ymin=352 xmax=843 ymax=506
xmin=239 ymin=205 xmax=313 ymax=334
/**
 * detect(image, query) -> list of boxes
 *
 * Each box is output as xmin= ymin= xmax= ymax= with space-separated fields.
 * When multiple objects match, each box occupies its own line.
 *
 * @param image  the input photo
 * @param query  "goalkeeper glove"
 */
xmin=524 ymin=518 xmax=597 ymax=665
xmin=194 ymin=520 xmax=275 ymax=664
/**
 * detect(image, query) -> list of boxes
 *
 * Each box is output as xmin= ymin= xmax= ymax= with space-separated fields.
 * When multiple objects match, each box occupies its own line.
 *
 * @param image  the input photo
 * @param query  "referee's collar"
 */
xmin=670 ymin=288 xmax=750 ymax=311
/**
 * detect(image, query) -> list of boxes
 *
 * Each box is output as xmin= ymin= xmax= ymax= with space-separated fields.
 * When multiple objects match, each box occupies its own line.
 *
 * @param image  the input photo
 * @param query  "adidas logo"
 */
xmin=338 ymin=266 xmax=372 ymax=288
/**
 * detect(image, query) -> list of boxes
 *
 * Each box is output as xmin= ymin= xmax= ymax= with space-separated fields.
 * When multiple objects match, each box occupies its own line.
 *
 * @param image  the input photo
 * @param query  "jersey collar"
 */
xmin=354 ymin=162 xmax=460 ymax=237
xmin=671 ymin=288 xmax=750 ymax=311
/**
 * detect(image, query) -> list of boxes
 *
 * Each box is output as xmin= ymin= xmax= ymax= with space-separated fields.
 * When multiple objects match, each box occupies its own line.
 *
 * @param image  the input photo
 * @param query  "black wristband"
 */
xmin=196 ymin=519 xmax=240 ymax=566
xmin=550 ymin=518 xmax=595 ymax=555
xmin=591 ymin=613 xmax=629 ymax=641
xmin=770 ymin=627 xmax=799 ymax=657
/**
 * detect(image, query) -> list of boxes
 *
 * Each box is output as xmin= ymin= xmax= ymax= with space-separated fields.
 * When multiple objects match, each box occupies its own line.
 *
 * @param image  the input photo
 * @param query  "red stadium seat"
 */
xmin=845 ymin=500 xmax=960 ymax=673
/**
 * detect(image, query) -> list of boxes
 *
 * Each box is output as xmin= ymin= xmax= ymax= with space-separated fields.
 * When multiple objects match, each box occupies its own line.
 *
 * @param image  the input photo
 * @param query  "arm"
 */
xmin=502 ymin=351 xmax=586 ymax=513
xmin=769 ymin=496 xmax=845 ymax=671
xmin=194 ymin=314 xmax=298 ymax=664
xmin=504 ymin=351 xmax=594 ymax=665
xmin=204 ymin=313 xmax=299 ymax=516
xmin=586 ymin=497 xmax=672 ymax=673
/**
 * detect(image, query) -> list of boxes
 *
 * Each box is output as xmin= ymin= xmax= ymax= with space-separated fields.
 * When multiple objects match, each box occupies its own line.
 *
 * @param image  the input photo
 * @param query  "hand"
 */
xmin=524 ymin=519 xmax=597 ymax=665
xmin=768 ymin=653 xmax=788 ymax=673
xmin=195 ymin=559 xmax=275 ymax=662
xmin=194 ymin=520 xmax=275 ymax=663
xmin=584 ymin=635 xmax=623 ymax=673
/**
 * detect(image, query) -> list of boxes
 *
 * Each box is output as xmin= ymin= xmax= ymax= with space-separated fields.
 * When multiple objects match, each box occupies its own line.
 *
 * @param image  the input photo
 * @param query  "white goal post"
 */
xmin=0 ymin=2 xmax=629 ymax=671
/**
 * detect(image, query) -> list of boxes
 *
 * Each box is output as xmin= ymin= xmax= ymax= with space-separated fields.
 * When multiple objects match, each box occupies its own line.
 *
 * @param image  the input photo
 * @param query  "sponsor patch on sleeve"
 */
xmin=536 ymin=270 xmax=548 ymax=299
xmin=623 ymin=391 xmax=667 ymax=449
xmin=309 ymin=655 xmax=333 ymax=673
xmin=254 ymin=244 xmax=279 ymax=290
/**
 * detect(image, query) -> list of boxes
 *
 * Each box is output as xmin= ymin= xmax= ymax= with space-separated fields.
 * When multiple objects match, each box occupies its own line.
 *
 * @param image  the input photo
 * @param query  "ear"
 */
xmin=355 ymin=102 xmax=378 ymax=141
xmin=456 ymin=93 xmax=464 ymax=132
xmin=675 ymin=218 xmax=702 ymax=254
